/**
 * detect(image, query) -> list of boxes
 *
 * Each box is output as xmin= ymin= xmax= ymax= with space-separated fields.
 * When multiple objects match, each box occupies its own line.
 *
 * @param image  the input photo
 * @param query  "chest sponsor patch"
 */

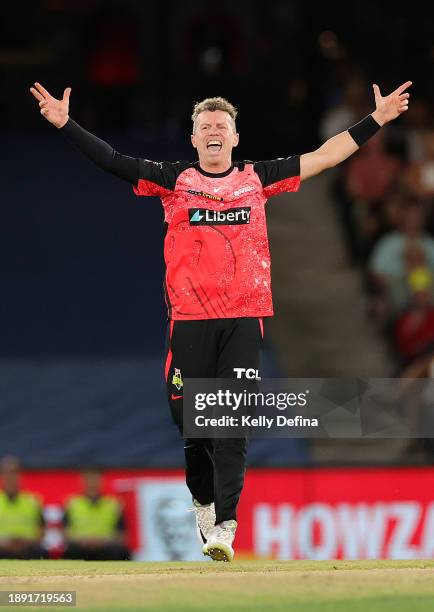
xmin=187 ymin=189 xmax=223 ymax=202
xmin=189 ymin=207 xmax=251 ymax=225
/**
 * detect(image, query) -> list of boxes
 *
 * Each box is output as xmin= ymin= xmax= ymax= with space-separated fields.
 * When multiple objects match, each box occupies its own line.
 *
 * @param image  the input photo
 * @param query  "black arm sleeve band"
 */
xmin=61 ymin=118 xmax=139 ymax=185
xmin=347 ymin=114 xmax=382 ymax=147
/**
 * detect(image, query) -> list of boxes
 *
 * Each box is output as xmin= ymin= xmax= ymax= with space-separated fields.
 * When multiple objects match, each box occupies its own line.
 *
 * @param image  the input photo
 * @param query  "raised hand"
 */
xmin=371 ymin=81 xmax=412 ymax=126
xmin=29 ymin=82 xmax=71 ymax=128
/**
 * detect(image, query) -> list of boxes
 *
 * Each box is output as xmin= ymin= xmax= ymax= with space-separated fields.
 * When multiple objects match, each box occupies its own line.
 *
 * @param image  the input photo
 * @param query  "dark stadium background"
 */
xmin=1 ymin=0 xmax=434 ymax=560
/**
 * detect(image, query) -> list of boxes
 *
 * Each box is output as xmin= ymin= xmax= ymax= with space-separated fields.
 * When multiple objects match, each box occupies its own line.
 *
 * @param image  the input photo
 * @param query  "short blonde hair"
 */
xmin=192 ymin=97 xmax=237 ymax=133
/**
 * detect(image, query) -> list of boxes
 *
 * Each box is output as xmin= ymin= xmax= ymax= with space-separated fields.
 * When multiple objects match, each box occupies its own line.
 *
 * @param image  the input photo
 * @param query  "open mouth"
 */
xmin=207 ymin=140 xmax=222 ymax=152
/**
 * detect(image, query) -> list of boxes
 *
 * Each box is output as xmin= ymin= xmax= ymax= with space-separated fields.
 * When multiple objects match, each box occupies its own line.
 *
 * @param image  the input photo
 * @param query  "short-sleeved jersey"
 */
xmin=133 ymin=158 xmax=300 ymax=320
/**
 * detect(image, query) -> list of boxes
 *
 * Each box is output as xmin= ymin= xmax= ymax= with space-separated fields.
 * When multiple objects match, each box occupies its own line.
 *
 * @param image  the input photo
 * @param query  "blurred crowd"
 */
xmin=4 ymin=0 xmax=431 ymax=157
xmin=325 ymin=84 xmax=434 ymax=375
xmin=325 ymin=80 xmax=434 ymax=458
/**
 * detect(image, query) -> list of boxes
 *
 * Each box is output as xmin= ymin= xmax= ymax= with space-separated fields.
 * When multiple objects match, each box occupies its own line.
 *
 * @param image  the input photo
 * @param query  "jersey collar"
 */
xmin=195 ymin=163 xmax=235 ymax=178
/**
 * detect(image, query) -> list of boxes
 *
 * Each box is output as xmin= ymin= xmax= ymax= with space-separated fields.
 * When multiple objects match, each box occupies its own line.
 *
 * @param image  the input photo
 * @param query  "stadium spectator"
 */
xmin=401 ymin=99 xmax=432 ymax=163
xmin=326 ymin=78 xmax=380 ymax=264
xmin=342 ymin=131 xmax=402 ymax=262
xmin=344 ymin=132 xmax=401 ymax=208
xmin=62 ymin=467 xmax=130 ymax=561
xmin=368 ymin=201 xmax=434 ymax=317
xmin=402 ymin=129 xmax=434 ymax=201
xmin=0 ymin=456 xmax=48 ymax=560
xmin=395 ymin=268 xmax=434 ymax=365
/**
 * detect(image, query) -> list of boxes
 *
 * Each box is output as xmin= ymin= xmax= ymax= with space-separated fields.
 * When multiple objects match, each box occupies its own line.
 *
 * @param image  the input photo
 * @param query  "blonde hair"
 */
xmin=192 ymin=97 xmax=237 ymax=133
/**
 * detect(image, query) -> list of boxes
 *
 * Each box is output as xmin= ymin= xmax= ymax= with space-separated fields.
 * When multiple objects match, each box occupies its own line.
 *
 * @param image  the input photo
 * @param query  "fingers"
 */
xmin=34 ymin=82 xmax=51 ymax=99
xmin=398 ymin=91 xmax=410 ymax=111
xmin=395 ymin=80 xmax=412 ymax=95
xmin=62 ymin=87 xmax=71 ymax=102
xmin=398 ymin=98 xmax=409 ymax=113
xmin=37 ymin=95 xmax=49 ymax=117
xmin=372 ymin=83 xmax=381 ymax=100
xmin=30 ymin=87 xmax=44 ymax=102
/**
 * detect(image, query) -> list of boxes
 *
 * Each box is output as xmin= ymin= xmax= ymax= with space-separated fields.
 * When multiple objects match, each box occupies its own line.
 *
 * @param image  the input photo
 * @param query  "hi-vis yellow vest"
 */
xmin=65 ymin=496 xmax=121 ymax=539
xmin=0 ymin=491 xmax=42 ymax=539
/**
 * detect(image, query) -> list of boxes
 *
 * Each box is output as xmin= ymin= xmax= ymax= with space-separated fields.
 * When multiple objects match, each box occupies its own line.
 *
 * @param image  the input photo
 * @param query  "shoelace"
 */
xmin=211 ymin=524 xmax=235 ymax=543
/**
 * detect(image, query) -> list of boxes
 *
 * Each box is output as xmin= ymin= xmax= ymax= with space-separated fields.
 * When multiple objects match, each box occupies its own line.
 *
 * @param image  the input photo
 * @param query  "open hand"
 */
xmin=30 ymin=82 xmax=71 ymax=128
xmin=372 ymin=81 xmax=412 ymax=126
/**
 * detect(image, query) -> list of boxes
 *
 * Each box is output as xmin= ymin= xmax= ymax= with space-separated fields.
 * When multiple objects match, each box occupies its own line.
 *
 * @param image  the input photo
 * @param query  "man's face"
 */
xmin=82 ymin=470 xmax=102 ymax=497
xmin=191 ymin=110 xmax=239 ymax=167
xmin=1 ymin=463 xmax=20 ymax=493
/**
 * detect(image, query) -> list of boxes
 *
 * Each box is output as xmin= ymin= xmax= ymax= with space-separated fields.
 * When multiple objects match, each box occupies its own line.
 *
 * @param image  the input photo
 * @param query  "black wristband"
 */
xmin=348 ymin=114 xmax=381 ymax=147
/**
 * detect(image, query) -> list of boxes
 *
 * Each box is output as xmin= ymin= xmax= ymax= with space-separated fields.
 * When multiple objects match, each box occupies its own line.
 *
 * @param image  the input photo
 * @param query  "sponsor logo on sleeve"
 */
xmin=233 ymin=185 xmax=255 ymax=197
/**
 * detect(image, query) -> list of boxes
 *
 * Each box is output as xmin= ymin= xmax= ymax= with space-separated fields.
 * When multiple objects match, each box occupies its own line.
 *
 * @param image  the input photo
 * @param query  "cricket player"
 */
xmin=30 ymin=79 xmax=411 ymax=561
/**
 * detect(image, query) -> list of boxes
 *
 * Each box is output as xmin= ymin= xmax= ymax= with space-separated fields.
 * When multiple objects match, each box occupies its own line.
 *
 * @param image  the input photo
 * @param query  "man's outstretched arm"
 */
xmin=300 ymin=81 xmax=412 ymax=181
xmin=29 ymin=82 xmax=138 ymax=185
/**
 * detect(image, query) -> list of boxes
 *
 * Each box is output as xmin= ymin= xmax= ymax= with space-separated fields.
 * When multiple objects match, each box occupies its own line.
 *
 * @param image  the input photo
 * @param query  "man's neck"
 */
xmin=86 ymin=492 xmax=101 ymax=502
xmin=4 ymin=489 xmax=19 ymax=499
xmin=199 ymin=159 xmax=232 ymax=174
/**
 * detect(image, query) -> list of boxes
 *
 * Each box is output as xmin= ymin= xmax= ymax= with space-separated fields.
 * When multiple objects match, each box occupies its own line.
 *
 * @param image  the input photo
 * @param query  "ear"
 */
xmin=191 ymin=133 xmax=197 ymax=149
xmin=233 ymin=132 xmax=240 ymax=148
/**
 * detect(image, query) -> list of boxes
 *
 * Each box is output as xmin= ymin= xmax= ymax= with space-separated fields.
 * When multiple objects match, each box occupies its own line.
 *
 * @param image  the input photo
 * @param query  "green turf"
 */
xmin=1 ymin=559 xmax=434 ymax=576
xmin=0 ymin=560 xmax=433 ymax=611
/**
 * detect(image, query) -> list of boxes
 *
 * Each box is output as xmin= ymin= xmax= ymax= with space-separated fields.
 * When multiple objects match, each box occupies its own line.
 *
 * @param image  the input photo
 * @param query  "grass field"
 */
xmin=1 ymin=560 xmax=434 ymax=611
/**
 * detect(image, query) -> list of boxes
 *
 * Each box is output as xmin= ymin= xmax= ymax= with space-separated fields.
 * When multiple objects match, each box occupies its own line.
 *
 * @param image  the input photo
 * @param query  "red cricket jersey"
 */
xmin=133 ymin=158 xmax=300 ymax=320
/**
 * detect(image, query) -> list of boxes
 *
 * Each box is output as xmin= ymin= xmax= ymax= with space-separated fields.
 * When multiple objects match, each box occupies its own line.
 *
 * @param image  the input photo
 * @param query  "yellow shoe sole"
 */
xmin=205 ymin=542 xmax=234 ymax=562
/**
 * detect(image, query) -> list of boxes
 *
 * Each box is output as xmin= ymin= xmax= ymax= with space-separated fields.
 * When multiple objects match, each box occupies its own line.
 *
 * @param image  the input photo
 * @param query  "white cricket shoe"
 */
xmin=203 ymin=520 xmax=237 ymax=562
xmin=192 ymin=499 xmax=216 ymax=550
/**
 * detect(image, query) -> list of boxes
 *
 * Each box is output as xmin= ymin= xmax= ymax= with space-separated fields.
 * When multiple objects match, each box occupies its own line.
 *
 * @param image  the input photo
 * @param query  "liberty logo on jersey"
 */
xmin=189 ymin=207 xmax=251 ymax=225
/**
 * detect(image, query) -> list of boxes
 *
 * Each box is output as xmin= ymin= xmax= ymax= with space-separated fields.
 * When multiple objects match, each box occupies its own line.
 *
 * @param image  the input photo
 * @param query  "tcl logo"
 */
xmin=233 ymin=368 xmax=261 ymax=381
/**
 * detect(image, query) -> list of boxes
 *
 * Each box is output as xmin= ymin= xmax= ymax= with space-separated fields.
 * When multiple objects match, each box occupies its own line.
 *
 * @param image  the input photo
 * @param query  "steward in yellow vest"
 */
xmin=0 ymin=456 xmax=48 ymax=559
xmin=62 ymin=467 xmax=130 ymax=560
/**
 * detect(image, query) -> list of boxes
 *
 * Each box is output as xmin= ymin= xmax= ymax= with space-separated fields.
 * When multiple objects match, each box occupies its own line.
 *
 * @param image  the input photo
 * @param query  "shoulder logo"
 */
xmin=233 ymin=185 xmax=255 ymax=197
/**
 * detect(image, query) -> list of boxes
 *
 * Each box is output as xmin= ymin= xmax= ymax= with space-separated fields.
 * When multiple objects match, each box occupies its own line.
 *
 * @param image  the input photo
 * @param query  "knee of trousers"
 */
xmin=213 ymin=437 xmax=248 ymax=455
